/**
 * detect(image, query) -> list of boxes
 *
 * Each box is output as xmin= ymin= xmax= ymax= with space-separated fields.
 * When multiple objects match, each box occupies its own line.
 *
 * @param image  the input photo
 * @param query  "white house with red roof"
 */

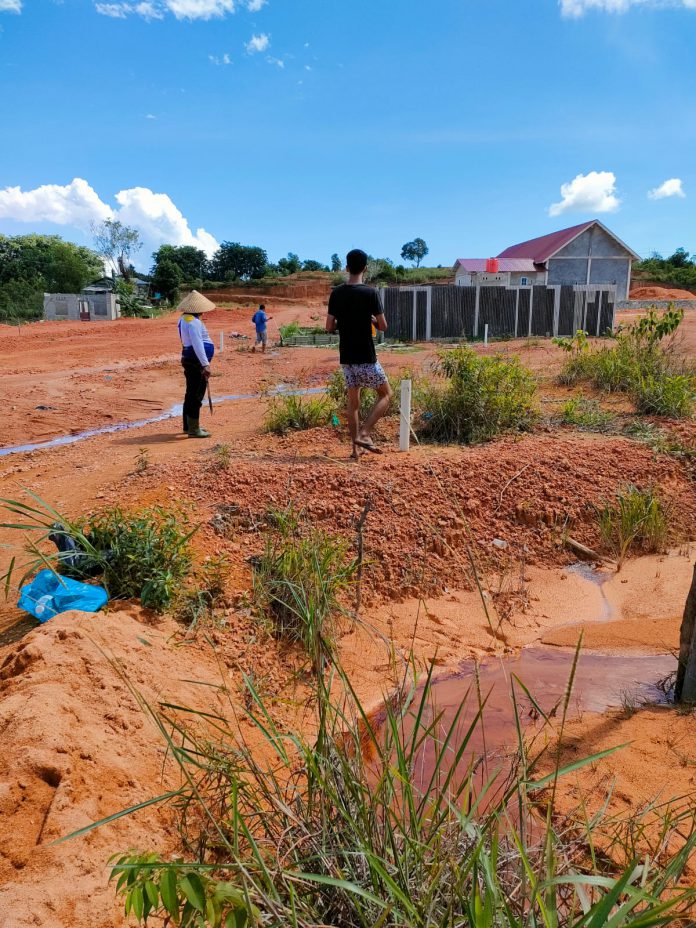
xmin=454 ymin=220 xmax=639 ymax=300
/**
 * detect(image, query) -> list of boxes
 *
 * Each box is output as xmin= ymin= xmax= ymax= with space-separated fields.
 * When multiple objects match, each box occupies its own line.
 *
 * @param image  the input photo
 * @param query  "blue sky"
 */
xmin=0 ymin=0 xmax=694 ymax=269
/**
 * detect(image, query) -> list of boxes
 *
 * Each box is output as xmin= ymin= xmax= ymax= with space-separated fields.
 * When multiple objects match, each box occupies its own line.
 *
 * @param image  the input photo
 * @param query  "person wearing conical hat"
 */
xmin=177 ymin=290 xmax=216 ymax=438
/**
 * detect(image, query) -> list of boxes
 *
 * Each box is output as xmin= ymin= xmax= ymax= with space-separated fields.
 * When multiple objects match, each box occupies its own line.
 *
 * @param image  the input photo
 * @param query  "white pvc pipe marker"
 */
xmin=484 ymin=323 xmax=489 ymax=346
xmin=219 ymin=331 xmax=225 ymax=353
xmin=400 ymin=379 xmax=412 ymax=452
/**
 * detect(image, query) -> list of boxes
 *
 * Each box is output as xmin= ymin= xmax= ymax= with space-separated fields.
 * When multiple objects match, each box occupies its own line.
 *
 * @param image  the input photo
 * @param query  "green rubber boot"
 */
xmin=187 ymin=417 xmax=210 ymax=439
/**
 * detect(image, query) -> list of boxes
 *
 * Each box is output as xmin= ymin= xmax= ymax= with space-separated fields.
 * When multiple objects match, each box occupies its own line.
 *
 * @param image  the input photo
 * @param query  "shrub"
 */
xmin=416 ymin=347 xmax=538 ymax=444
xmin=560 ymin=396 xmax=614 ymax=432
xmin=558 ymin=307 xmax=695 ymax=418
xmin=597 ymin=485 xmax=669 ymax=567
xmin=0 ymin=493 xmax=196 ymax=611
xmin=278 ymin=320 xmax=302 ymax=341
xmin=264 ymin=393 xmax=335 ymax=435
xmin=252 ymin=506 xmax=356 ymax=671
xmin=633 ymin=372 xmax=694 ymax=418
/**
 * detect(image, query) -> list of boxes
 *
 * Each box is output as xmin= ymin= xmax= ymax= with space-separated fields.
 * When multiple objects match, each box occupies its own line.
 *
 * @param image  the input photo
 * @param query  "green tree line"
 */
xmin=634 ymin=247 xmax=696 ymax=291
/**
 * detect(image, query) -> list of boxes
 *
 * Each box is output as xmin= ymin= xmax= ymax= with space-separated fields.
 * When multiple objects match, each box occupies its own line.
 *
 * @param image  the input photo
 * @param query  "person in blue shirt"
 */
xmin=177 ymin=290 xmax=216 ymax=438
xmin=251 ymin=304 xmax=273 ymax=353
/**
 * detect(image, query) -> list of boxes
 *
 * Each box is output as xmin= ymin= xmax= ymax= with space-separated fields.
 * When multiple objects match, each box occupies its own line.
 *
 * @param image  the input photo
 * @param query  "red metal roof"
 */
xmin=455 ymin=258 xmax=539 ymax=273
xmin=497 ymin=221 xmax=595 ymax=264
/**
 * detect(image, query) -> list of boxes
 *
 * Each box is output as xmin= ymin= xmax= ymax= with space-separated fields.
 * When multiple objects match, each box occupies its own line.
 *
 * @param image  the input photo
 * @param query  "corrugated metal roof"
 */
xmin=455 ymin=258 xmax=539 ymax=273
xmin=497 ymin=221 xmax=596 ymax=264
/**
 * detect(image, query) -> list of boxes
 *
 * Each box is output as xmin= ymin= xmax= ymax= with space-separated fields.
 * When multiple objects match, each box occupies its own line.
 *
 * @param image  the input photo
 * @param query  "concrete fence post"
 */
xmin=400 ymin=379 xmax=412 ymax=452
xmin=484 ymin=323 xmax=489 ymax=346
xmin=219 ymin=331 xmax=224 ymax=353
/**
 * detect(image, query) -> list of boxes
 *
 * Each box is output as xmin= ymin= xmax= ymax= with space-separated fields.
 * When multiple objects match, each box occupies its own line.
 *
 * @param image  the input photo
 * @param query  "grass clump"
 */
xmin=415 ymin=346 xmax=538 ymax=444
xmin=560 ymin=396 xmax=615 ymax=432
xmin=252 ymin=505 xmax=356 ymax=671
xmin=557 ymin=308 xmax=695 ymax=418
xmin=102 ymin=652 xmax=696 ymax=928
xmin=1 ymin=493 xmax=196 ymax=611
xmin=264 ymin=393 xmax=335 ymax=435
xmin=597 ymin=484 xmax=669 ymax=567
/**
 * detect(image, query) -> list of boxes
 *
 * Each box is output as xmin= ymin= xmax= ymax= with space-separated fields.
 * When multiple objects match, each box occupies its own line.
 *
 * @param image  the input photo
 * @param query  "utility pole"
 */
xmin=675 ymin=563 xmax=696 ymax=703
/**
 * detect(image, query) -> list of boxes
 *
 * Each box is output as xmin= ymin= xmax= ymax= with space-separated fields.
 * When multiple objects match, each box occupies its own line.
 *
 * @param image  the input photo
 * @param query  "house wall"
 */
xmin=509 ymin=271 xmax=544 ymax=286
xmin=546 ymin=225 xmax=633 ymax=299
xmin=43 ymin=292 xmax=119 ymax=321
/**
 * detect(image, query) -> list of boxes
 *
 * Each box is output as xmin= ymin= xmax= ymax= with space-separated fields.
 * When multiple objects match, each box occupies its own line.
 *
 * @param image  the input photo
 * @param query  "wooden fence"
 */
xmin=380 ymin=284 xmax=616 ymax=342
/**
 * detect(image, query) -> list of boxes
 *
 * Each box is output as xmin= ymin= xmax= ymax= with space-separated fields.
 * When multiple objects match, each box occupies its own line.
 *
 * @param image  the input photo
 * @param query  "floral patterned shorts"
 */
xmin=341 ymin=361 xmax=388 ymax=390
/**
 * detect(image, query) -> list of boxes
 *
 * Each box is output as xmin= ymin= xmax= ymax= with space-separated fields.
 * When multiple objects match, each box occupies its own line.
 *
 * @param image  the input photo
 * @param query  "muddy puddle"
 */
xmin=0 ymin=386 xmax=325 ymax=457
xmin=395 ymin=647 xmax=675 ymax=801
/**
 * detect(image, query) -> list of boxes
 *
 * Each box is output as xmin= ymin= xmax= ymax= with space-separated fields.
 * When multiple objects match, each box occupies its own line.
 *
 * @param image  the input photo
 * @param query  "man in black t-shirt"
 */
xmin=326 ymin=249 xmax=392 ymax=458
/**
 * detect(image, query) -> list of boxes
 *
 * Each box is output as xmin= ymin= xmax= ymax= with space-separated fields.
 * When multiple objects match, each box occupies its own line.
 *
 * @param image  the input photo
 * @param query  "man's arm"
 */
xmin=372 ymin=313 xmax=387 ymax=332
xmin=326 ymin=313 xmax=337 ymax=333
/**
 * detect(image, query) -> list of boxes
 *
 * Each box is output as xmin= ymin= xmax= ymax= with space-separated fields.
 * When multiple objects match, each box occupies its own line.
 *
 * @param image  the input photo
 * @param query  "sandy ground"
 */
xmin=0 ymin=292 xmax=695 ymax=926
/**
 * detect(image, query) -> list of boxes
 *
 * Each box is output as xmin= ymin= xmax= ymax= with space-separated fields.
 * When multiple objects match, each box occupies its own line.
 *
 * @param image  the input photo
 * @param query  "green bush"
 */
xmin=278 ymin=320 xmax=302 ymax=340
xmin=416 ymin=347 xmax=538 ymax=444
xmin=597 ymin=485 xmax=669 ymax=567
xmin=252 ymin=506 xmax=356 ymax=671
xmin=0 ymin=494 xmax=195 ymax=612
xmin=557 ymin=307 xmax=694 ymax=418
xmin=560 ymin=396 xmax=615 ymax=432
xmin=633 ymin=372 xmax=694 ymax=418
xmin=264 ymin=393 xmax=335 ymax=435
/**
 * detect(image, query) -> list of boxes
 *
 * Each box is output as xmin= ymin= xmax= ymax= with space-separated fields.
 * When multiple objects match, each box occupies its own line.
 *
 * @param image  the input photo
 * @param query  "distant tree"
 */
xmin=151 ymin=259 xmax=183 ymax=303
xmin=667 ymin=247 xmax=692 ymax=268
xmin=302 ymin=259 xmax=328 ymax=272
xmin=92 ymin=220 xmax=142 ymax=280
xmin=400 ymin=238 xmax=429 ymax=268
xmin=330 ymin=253 xmax=342 ymax=272
xmin=277 ymin=252 xmax=301 ymax=276
xmin=152 ymin=244 xmax=208 ymax=282
xmin=46 ymin=241 xmax=99 ymax=292
xmin=211 ymin=242 xmax=268 ymax=281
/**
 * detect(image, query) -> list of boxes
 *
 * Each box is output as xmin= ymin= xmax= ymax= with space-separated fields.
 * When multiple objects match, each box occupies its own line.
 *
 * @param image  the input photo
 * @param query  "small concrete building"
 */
xmin=43 ymin=291 xmax=120 ymax=321
xmin=455 ymin=220 xmax=639 ymax=300
xmin=453 ymin=258 xmax=545 ymax=288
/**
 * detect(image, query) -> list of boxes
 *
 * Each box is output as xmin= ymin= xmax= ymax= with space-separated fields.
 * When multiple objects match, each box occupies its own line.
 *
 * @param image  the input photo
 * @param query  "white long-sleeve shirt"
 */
xmin=178 ymin=314 xmax=214 ymax=367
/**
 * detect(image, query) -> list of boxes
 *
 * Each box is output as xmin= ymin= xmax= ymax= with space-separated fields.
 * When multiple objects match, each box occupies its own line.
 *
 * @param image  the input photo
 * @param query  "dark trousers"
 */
xmin=182 ymin=359 xmax=207 ymax=431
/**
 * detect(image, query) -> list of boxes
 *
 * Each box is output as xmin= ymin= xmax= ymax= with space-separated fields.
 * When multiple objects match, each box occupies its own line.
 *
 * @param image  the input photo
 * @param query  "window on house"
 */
xmin=520 ymin=277 xmax=529 ymax=286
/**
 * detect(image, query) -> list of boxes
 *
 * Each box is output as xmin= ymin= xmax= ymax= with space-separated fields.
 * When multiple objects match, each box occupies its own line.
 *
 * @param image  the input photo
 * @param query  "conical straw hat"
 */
xmin=177 ymin=290 xmax=216 ymax=314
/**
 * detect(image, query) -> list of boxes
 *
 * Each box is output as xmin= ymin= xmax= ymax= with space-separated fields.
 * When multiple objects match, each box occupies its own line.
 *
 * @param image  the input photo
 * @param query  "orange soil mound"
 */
xmin=629 ymin=286 xmax=696 ymax=300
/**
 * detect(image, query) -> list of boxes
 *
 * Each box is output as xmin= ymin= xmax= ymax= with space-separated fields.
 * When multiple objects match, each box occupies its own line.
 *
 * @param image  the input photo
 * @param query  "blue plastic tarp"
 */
xmin=17 ymin=569 xmax=108 ymax=623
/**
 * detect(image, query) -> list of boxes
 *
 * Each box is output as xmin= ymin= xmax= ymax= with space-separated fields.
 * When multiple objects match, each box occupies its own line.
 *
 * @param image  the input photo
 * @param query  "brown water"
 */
xmin=399 ymin=647 xmax=675 ymax=801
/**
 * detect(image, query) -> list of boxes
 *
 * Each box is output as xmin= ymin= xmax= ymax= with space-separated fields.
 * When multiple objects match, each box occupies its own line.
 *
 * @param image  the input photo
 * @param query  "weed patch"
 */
xmin=597 ymin=485 xmax=669 ymax=567
xmin=560 ymin=396 xmax=615 ymax=432
xmin=415 ymin=346 xmax=538 ymax=444
xmin=251 ymin=505 xmax=356 ymax=671
xmin=264 ymin=394 xmax=334 ymax=435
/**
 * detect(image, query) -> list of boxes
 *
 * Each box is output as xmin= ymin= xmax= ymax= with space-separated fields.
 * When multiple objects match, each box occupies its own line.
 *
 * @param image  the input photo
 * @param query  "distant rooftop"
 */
xmin=497 ymin=221 xmax=595 ymax=264
xmin=454 ymin=258 xmax=539 ymax=273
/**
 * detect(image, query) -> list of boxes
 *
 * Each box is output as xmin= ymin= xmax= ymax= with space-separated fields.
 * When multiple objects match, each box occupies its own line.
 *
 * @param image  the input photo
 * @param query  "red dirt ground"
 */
xmin=1 ymin=291 xmax=695 ymax=927
xmin=629 ymin=285 xmax=696 ymax=300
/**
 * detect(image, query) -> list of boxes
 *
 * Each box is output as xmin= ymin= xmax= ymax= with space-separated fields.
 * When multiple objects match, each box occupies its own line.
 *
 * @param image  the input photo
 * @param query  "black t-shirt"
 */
xmin=328 ymin=284 xmax=381 ymax=365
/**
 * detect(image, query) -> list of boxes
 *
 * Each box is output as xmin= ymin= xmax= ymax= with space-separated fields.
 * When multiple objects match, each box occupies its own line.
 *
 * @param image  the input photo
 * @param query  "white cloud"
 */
xmin=209 ymin=52 xmax=232 ymax=65
xmin=245 ymin=32 xmax=269 ymax=53
xmin=145 ymin=113 xmax=157 ymax=119
xmin=166 ymin=0 xmax=234 ymax=19
xmin=115 ymin=187 xmax=218 ymax=255
xmin=648 ymin=177 xmax=686 ymax=200
xmin=96 ymin=0 xmax=234 ymax=18
xmin=561 ymin=0 xmax=696 ymax=16
xmin=0 ymin=0 xmax=22 ymax=11
xmin=0 ymin=178 xmax=219 ymax=258
xmin=548 ymin=171 xmax=621 ymax=216
xmin=246 ymin=0 xmax=266 ymax=9
xmin=0 ymin=178 xmax=113 ymax=227
xmin=266 ymin=55 xmax=284 ymax=67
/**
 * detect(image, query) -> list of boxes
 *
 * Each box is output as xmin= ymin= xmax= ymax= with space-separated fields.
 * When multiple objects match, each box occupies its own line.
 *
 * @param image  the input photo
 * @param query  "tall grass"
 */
xmin=0 ymin=492 xmax=196 ymax=611
xmin=97 ymin=652 xmax=696 ymax=928
xmin=597 ymin=485 xmax=669 ymax=567
xmin=557 ymin=308 xmax=695 ymax=418
xmin=264 ymin=394 xmax=334 ymax=435
xmin=416 ymin=347 xmax=538 ymax=444
xmin=560 ymin=396 xmax=615 ymax=432
xmin=251 ymin=505 xmax=357 ymax=672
